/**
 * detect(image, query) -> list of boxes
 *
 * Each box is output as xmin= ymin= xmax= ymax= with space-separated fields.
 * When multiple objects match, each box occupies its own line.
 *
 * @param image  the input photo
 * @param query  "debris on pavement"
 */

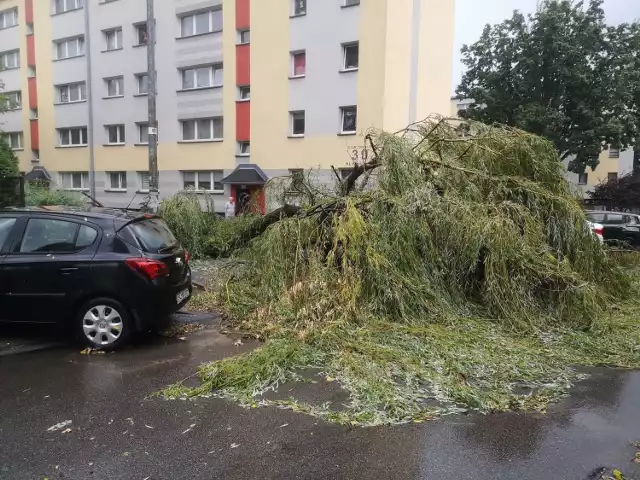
xmin=80 ymin=348 xmax=106 ymax=355
xmin=159 ymin=322 xmax=204 ymax=338
xmin=47 ymin=420 xmax=72 ymax=432
xmin=230 ymin=443 xmax=240 ymax=449
xmin=181 ymin=423 xmax=196 ymax=435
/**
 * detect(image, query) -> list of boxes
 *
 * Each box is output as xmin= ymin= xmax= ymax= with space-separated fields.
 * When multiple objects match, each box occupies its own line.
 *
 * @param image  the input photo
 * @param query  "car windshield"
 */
xmin=126 ymin=218 xmax=178 ymax=253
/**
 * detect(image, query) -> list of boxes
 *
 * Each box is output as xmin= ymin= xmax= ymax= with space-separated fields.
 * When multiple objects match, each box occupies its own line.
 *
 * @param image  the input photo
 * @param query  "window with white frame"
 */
xmin=0 ymin=50 xmax=19 ymax=69
xmin=340 ymin=106 xmax=357 ymax=133
xmin=291 ymin=51 xmax=306 ymax=77
xmin=578 ymin=173 xmax=588 ymax=185
xmin=238 ymin=86 xmax=250 ymax=101
xmin=180 ymin=9 xmax=222 ymax=37
xmin=138 ymin=171 xmax=150 ymax=191
xmin=54 ymin=0 xmax=81 ymax=15
xmin=137 ymin=123 xmax=149 ymax=144
xmin=342 ymin=42 xmax=359 ymax=70
xmin=108 ymin=171 xmax=127 ymax=190
xmin=105 ymin=76 xmax=124 ymax=97
xmin=344 ymin=0 xmax=360 ymax=6
xmin=0 ymin=8 xmax=18 ymax=29
xmin=181 ymin=64 xmax=223 ymax=90
xmin=57 ymin=82 xmax=86 ymax=103
xmin=58 ymin=127 xmax=88 ymax=146
xmin=106 ymin=124 xmax=125 ymax=145
xmin=290 ymin=111 xmax=305 ymax=136
xmin=60 ymin=172 xmax=89 ymax=190
xmin=7 ymin=132 xmax=23 ymax=150
xmin=55 ymin=37 xmax=84 ymax=59
xmin=238 ymin=30 xmax=250 ymax=44
xmin=238 ymin=141 xmax=250 ymax=156
xmin=181 ymin=118 xmax=223 ymax=141
xmin=182 ymin=171 xmax=223 ymax=192
xmin=104 ymin=28 xmax=122 ymax=51
xmin=3 ymin=91 xmax=21 ymax=110
xmin=135 ymin=73 xmax=148 ymax=95
xmin=292 ymin=0 xmax=306 ymax=16
xmin=135 ymin=23 xmax=148 ymax=46
xmin=609 ymin=148 xmax=620 ymax=159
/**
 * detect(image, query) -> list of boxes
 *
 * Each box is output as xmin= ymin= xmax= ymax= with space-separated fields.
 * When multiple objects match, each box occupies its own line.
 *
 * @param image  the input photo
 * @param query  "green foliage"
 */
xmin=0 ymin=134 xmax=18 ymax=178
xmin=162 ymin=119 xmax=639 ymax=425
xmin=457 ymin=0 xmax=640 ymax=173
xmin=203 ymin=214 xmax=262 ymax=258
xmin=590 ymin=172 xmax=640 ymax=210
xmin=25 ymin=183 xmax=84 ymax=207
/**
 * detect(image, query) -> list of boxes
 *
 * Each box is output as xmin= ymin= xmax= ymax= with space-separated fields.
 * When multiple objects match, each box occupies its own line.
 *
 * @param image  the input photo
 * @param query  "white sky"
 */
xmin=452 ymin=0 xmax=640 ymax=91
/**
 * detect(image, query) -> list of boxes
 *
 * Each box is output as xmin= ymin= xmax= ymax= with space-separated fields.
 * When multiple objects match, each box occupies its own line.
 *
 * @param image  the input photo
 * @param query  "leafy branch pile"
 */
xmin=164 ymin=118 xmax=640 ymax=425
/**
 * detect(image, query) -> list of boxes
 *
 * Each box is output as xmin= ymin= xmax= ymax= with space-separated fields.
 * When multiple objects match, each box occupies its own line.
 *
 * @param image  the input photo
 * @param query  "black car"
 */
xmin=585 ymin=210 xmax=640 ymax=247
xmin=0 ymin=208 xmax=192 ymax=349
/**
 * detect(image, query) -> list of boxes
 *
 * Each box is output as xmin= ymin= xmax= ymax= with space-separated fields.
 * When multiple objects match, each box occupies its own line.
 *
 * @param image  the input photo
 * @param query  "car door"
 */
xmin=622 ymin=215 xmax=640 ymax=247
xmin=0 ymin=214 xmax=22 ymax=321
xmin=1 ymin=216 xmax=101 ymax=323
xmin=603 ymin=213 xmax=625 ymax=243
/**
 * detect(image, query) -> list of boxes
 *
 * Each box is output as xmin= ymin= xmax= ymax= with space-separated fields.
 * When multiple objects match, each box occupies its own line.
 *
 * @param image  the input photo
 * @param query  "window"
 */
xmin=7 ymin=132 xmax=23 ymax=150
xmin=585 ymin=213 xmax=605 ymax=223
xmin=181 ymin=65 xmax=223 ymax=90
xmin=138 ymin=172 xmax=150 ymax=191
xmin=136 ymin=74 xmax=149 ymax=95
xmin=292 ymin=0 xmax=306 ymax=16
xmin=60 ymin=171 xmax=89 ymax=189
xmin=180 ymin=9 xmax=222 ymax=37
xmin=608 ymin=172 xmax=618 ymax=181
xmin=340 ymin=168 xmax=354 ymax=180
xmin=137 ymin=123 xmax=149 ymax=144
xmin=105 ymin=77 xmax=124 ymax=97
xmin=344 ymin=0 xmax=360 ymax=6
xmin=606 ymin=214 xmax=625 ymax=225
xmin=106 ymin=125 xmax=125 ymax=144
xmin=342 ymin=43 xmax=359 ymax=70
xmin=54 ymin=0 xmax=81 ymax=14
xmin=578 ymin=173 xmax=588 ymax=185
xmin=0 ymin=50 xmax=19 ymax=69
xmin=135 ymin=23 xmax=148 ymax=46
xmin=238 ymin=141 xmax=250 ymax=156
xmin=182 ymin=171 xmax=223 ymax=192
xmin=104 ymin=28 xmax=123 ymax=51
xmin=108 ymin=171 xmax=127 ymax=189
xmin=57 ymin=82 xmax=86 ymax=103
xmin=238 ymin=30 xmax=250 ymax=44
xmin=291 ymin=51 xmax=306 ymax=77
xmin=609 ymin=148 xmax=620 ymax=159
xmin=340 ymin=106 xmax=357 ymax=134
xmin=0 ymin=218 xmax=16 ymax=250
xmin=181 ymin=118 xmax=223 ymax=141
xmin=55 ymin=37 xmax=84 ymax=59
xmin=290 ymin=169 xmax=304 ymax=189
xmin=0 ymin=8 xmax=18 ymax=29
xmin=238 ymin=86 xmax=250 ymax=100
xmin=76 ymin=225 xmax=98 ymax=249
xmin=626 ymin=215 xmax=639 ymax=226
xmin=58 ymin=127 xmax=88 ymax=146
xmin=20 ymin=219 xmax=79 ymax=253
xmin=290 ymin=111 xmax=305 ymax=136
xmin=3 ymin=91 xmax=21 ymax=110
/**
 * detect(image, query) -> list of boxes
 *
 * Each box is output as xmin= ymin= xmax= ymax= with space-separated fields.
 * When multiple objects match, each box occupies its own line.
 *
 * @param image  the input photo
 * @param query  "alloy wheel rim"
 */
xmin=82 ymin=305 xmax=123 ymax=346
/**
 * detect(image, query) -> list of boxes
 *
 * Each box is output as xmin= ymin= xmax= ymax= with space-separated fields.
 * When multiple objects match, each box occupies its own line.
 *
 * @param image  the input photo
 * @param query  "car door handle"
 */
xmin=60 ymin=267 xmax=79 ymax=274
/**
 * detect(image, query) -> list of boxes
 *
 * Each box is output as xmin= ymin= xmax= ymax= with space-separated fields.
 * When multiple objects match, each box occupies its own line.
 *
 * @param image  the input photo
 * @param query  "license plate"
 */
xmin=176 ymin=288 xmax=190 ymax=304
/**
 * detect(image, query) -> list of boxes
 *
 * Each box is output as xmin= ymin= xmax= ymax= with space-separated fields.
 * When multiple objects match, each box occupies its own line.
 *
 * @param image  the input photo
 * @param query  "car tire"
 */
xmin=76 ymin=297 xmax=132 ymax=351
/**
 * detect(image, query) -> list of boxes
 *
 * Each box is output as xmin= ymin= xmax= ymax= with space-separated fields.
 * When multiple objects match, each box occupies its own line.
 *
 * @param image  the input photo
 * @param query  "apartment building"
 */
xmin=450 ymin=98 xmax=635 ymax=195
xmin=0 ymin=0 xmax=455 ymax=212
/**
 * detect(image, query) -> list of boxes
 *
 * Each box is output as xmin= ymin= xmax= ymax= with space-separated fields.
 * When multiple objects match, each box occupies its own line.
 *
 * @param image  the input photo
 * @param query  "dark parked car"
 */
xmin=585 ymin=211 xmax=640 ymax=247
xmin=0 ymin=208 xmax=192 ymax=349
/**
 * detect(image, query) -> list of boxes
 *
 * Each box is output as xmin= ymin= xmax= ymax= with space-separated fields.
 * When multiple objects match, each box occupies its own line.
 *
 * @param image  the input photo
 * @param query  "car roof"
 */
xmin=585 ymin=210 xmax=639 ymax=215
xmin=0 ymin=206 xmax=151 ymax=222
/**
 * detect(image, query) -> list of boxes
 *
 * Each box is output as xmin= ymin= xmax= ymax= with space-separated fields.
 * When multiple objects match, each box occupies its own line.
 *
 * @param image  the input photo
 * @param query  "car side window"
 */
xmin=76 ymin=225 xmax=98 ymax=248
xmin=625 ymin=216 xmax=639 ymax=225
xmin=606 ymin=214 xmax=625 ymax=225
xmin=0 ymin=218 xmax=17 ymax=250
xmin=586 ymin=213 xmax=605 ymax=223
xmin=20 ymin=219 xmax=79 ymax=253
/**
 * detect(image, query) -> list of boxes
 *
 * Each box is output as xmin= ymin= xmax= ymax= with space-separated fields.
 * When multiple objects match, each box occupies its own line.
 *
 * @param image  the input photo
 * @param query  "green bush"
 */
xmin=0 ymin=135 xmax=18 ymax=178
xmin=25 ymin=183 xmax=84 ymax=207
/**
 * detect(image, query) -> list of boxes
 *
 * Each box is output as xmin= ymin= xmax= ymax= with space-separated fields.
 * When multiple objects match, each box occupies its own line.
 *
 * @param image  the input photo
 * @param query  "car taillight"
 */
xmin=184 ymin=250 xmax=190 ymax=264
xmin=593 ymin=227 xmax=604 ymax=236
xmin=125 ymin=258 xmax=169 ymax=280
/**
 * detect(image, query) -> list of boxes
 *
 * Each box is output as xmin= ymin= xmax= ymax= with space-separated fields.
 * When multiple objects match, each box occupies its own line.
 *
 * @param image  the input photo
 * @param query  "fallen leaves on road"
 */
xmin=233 ymin=338 xmax=243 ymax=347
xmin=230 ymin=443 xmax=240 ymax=449
xmin=181 ymin=423 xmax=196 ymax=435
xmin=159 ymin=323 xmax=204 ymax=338
xmin=46 ymin=420 xmax=72 ymax=432
xmin=61 ymin=428 xmax=72 ymax=434
xmin=80 ymin=348 xmax=105 ymax=355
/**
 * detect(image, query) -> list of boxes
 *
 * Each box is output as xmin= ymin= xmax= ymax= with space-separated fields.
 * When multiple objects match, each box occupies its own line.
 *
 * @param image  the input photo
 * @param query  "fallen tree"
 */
xmin=164 ymin=117 xmax=640 ymax=425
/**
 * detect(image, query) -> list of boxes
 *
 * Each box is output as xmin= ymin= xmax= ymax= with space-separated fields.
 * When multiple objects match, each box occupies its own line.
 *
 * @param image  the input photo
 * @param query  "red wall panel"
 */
xmin=236 ymin=44 xmax=250 ymax=86
xmin=236 ymin=0 xmax=250 ymax=30
xmin=28 ymin=77 xmax=38 ymax=109
xmin=26 ymin=35 xmax=35 ymax=67
xmin=29 ymin=119 xmax=39 ymax=150
xmin=236 ymin=101 xmax=250 ymax=141
xmin=25 ymin=0 xmax=34 ymax=24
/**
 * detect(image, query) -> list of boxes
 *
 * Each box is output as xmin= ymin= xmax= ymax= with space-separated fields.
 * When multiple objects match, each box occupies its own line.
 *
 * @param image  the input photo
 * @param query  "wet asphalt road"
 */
xmin=1 ymin=324 xmax=640 ymax=480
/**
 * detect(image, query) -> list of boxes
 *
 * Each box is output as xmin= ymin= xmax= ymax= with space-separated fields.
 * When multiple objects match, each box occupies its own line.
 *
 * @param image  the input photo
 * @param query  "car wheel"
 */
xmin=77 ymin=298 xmax=132 ymax=350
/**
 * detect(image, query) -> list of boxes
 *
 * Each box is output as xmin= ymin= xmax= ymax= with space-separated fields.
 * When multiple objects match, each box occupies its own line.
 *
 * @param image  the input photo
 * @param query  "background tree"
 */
xmin=0 ymin=135 xmax=18 ymax=177
xmin=590 ymin=172 xmax=640 ymax=210
xmin=457 ymin=0 xmax=639 ymax=173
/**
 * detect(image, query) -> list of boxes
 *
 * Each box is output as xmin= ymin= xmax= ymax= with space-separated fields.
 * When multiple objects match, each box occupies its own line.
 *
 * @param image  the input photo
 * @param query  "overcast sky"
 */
xmin=452 ymin=0 xmax=640 ymax=91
